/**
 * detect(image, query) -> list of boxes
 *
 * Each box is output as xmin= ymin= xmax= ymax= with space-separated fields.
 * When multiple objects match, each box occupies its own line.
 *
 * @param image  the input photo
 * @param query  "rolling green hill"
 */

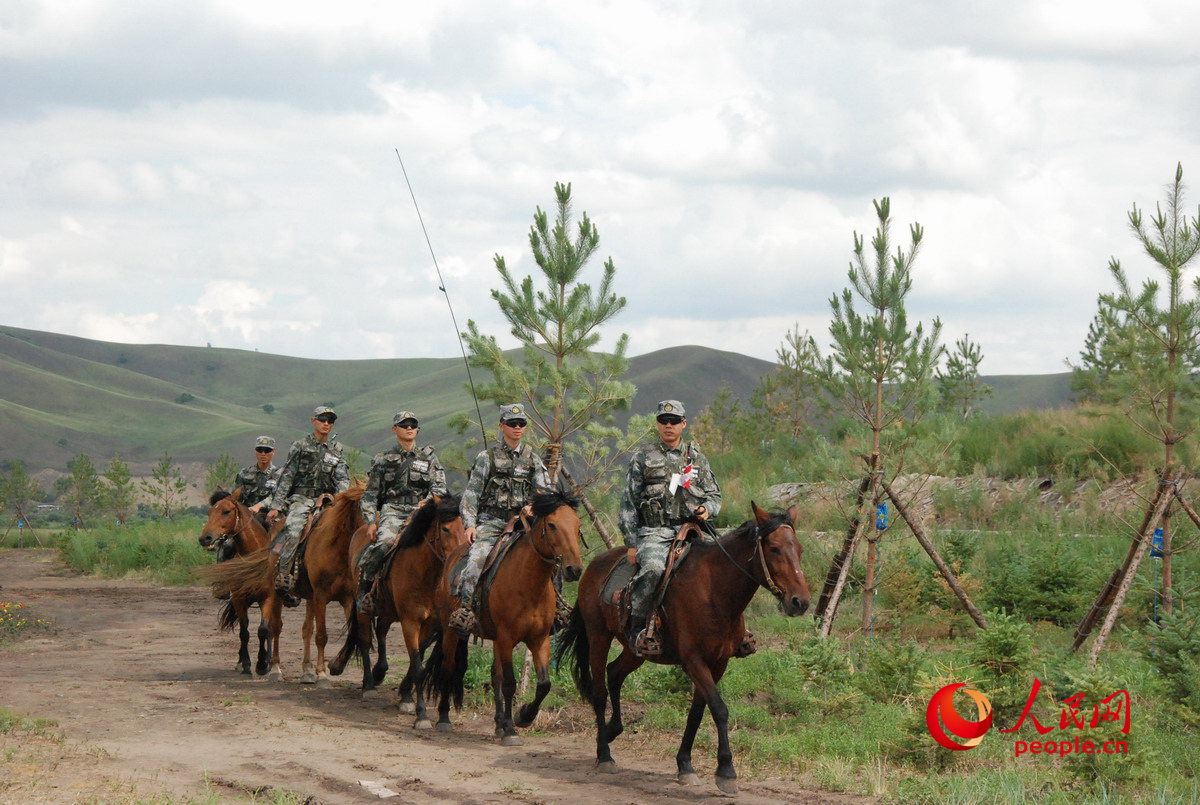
xmin=0 ymin=324 xmax=1075 ymax=475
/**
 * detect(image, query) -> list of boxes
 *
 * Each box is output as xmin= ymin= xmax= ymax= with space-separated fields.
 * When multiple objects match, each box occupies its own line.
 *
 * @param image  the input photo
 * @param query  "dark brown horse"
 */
xmin=201 ymin=482 xmax=364 ymax=683
xmin=422 ymin=490 xmax=583 ymax=745
xmin=555 ymin=503 xmax=810 ymax=795
xmin=197 ymin=489 xmax=272 ymax=675
xmin=330 ymin=494 xmax=466 ymax=728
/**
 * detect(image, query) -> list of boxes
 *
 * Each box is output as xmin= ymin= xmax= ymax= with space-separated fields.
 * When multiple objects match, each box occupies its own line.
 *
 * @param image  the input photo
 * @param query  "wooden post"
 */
xmin=1087 ymin=485 xmax=1175 ymax=667
xmin=881 ymin=479 xmax=989 ymax=630
xmin=818 ymin=482 xmax=876 ymax=638
xmin=815 ymin=474 xmax=873 ymax=619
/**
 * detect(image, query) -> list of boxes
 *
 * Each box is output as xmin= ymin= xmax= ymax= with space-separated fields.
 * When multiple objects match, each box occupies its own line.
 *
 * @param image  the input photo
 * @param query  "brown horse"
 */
xmin=197 ymin=489 xmax=272 ymax=676
xmin=422 ymin=490 xmax=583 ymax=745
xmin=555 ymin=503 xmax=810 ymax=796
xmin=201 ymin=481 xmax=364 ymax=683
xmin=329 ymin=494 xmax=466 ymax=728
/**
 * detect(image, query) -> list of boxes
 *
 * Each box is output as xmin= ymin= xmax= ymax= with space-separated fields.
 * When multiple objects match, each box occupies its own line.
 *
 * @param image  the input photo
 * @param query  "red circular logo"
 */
xmin=926 ymin=683 xmax=993 ymax=750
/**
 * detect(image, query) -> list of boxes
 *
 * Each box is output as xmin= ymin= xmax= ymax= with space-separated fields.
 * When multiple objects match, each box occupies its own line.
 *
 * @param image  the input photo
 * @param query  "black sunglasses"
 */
xmin=255 ymin=447 xmax=274 ymax=454
xmin=396 ymin=421 xmax=419 ymax=429
xmin=657 ymin=416 xmax=684 ymax=425
xmin=315 ymin=415 xmax=336 ymax=424
xmin=504 ymin=419 xmax=528 ymax=428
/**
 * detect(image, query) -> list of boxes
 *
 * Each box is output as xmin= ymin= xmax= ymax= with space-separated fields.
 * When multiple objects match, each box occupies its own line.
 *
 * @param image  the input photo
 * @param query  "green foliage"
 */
xmin=101 ymin=456 xmax=135 ymax=524
xmin=0 ymin=600 xmax=52 ymax=643
xmin=938 ymin=334 xmax=993 ymax=419
xmin=754 ymin=323 xmax=826 ymax=439
xmin=462 ymin=181 xmax=635 ymax=484
xmin=854 ymin=639 xmax=927 ymax=703
xmin=138 ymin=453 xmax=188 ymax=520
xmin=0 ymin=459 xmax=42 ymax=521
xmin=262 ymin=403 xmax=275 ymax=414
xmin=204 ymin=453 xmax=239 ymax=494
xmin=1140 ymin=609 xmax=1200 ymax=704
xmin=1054 ymin=666 xmax=1149 ymax=785
xmin=175 ymin=392 xmax=195 ymax=404
xmin=62 ymin=453 xmax=103 ymax=528
xmin=62 ymin=517 xmax=210 ymax=585
xmin=984 ymin=545 xmax=1095 ymax=626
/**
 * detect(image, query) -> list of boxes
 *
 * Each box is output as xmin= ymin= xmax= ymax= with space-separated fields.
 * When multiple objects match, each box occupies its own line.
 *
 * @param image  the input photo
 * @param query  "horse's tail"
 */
xmin=329 ymin=600 xmax=367 ymax=675
xmin=197 ymin=551 xmax=274 ymax=603
xmin=553 ymin=604 xmax=593 ymax=701
xmin=217 ymin=599 xmax=238 ymax=633
xmin=420 ymin=628 xmax=465 ymax=710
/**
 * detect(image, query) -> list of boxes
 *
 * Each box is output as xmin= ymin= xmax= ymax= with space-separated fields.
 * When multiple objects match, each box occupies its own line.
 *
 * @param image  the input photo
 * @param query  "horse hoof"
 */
xmin=316 ymin=676 xmax=332 ymax=688
xmin=678 ymin=773 xmax=701 ymax=787
xmin=716 ymin=777 xmax=738 ymax=796
xmin=500 ymin=734 xmax=523 ymax=747
xmin=300 ymin=672 xmax=318 ymax=685
xmin=413 ymin=719 xmax=433 ymax=730
xmin=435 ymin=722 xmax=453 ymax=733
xmin=362 ymin=688 xmax=381 ymax=700
xmin=398 ymin=702 xmax=416 ymax=715
xmin=597 ymin=761 xmax=618 ymax=775
xmin=267 ymin=670 xmax=284 ymax=683
xmin=239 ymin=666 xmax=251 ymax=676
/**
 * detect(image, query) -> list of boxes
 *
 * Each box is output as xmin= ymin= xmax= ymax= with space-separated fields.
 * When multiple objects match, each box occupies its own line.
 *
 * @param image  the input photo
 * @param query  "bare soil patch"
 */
xmin=0 ymin=550 xmax=869 ymax=804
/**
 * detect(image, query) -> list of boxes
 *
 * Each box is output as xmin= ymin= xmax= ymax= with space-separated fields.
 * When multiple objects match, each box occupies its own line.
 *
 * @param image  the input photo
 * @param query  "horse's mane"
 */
xmin=531 ymin=489 xmax=579 ymax=518
xmin=315 ymin=480 xmax=366 ymax=536
xmin=714 ymin=510 xmax=791 ymax=546
xmin=395 ymin=494 xmax=461 ymax=550
xmin=209 ymin=489 xmax=232 ymax=506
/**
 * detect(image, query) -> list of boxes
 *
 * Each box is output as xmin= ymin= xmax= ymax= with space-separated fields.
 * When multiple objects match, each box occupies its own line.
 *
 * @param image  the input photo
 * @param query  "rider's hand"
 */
xmin=520 ymin=504 xmax=533 ymax=517
xmin=694 ymin=505 xmax=709 ymax=521
xmin=626 ymin=547 xmax=638 ymax=566
xmin=465 ymin=526 xmax=477 ymax=544
xmin=248 ymin=503 xmax=263 ymax=513
xmin=267 ymin=509 xmax=279 ymax=524
xmin=367 ymin=523 xmax=378 ymax=540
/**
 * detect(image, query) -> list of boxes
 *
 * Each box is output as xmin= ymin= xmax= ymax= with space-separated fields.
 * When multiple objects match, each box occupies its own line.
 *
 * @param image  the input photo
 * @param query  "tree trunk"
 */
xmin=1162 ymin=504 xmax=1174 ymax=615
xmin=818 ymin=489 xmax=874 ymax=638
xmin=881 ymin=479 xmax=989 ymax=630
xmin=1088 ymin=486 xmax=1175 ymax=667
xmin=815 ymin=474 xmax=873 ymax=619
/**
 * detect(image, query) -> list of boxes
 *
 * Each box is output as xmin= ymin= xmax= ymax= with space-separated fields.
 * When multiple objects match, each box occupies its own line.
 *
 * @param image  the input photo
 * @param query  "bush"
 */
xmin=1140 ymin=610 xmax=1200 ymax=703
xmin=855 ymin=639 xmax=926 ymax=702
xmin=983 ymin=544 xmax=1093 ymax=626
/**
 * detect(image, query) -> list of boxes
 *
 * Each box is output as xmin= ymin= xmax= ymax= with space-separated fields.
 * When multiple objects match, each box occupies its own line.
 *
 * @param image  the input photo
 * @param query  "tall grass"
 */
xmin=61 ymin=518 xmax=211 ymax=585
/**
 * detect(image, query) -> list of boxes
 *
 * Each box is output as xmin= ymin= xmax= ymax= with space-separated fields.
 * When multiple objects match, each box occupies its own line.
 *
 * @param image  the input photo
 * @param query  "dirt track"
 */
xmin=0 ymin=550 xmax=869 ymax=804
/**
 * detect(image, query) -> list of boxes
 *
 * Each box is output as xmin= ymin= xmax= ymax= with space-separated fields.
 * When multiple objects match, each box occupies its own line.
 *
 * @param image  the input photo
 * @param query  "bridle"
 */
xmin=518 ymin=512 xmax=567 ymax=567
xmin=711 ymin=520 xmax=790 ymax=600
xmin=211 ymin=500 xmax=251 ymax=551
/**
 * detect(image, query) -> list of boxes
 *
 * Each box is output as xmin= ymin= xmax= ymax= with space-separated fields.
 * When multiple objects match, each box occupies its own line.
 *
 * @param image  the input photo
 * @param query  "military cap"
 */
xmin=312 ymin=405 xmax=337 ymax=421
xmin=655 ymin=400 xmax=686 ymax=417
xmin=392 ymin=411 xmax=419 ymax=426
xmin=254 ymin=435 xmax=276 ymax=449
xmin=499 ymin=403 xmax=527 ymax=422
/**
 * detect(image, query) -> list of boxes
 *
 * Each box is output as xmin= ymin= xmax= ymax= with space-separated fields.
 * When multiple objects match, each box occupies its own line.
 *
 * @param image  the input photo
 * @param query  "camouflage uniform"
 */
xmin=458 ymin=420 xmax=549 ymax=604
xmin=268 ymin=432 xmax=350 ymax=581
xmin=233 ymin=463 xmax=280 ymax=509
xmin=619 ymin=406 xmax=721 ymax=630
xmin=358 ymin=443 xmax=447 ymax=579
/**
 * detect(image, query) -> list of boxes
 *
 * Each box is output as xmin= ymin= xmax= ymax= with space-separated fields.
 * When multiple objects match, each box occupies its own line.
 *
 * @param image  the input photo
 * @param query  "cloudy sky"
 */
xmin=3 ymin=0 xmax=1199 ymax=375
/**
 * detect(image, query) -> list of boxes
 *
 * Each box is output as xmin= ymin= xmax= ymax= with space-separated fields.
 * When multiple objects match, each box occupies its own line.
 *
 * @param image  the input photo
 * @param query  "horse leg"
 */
xmin=399 ymin=619 xmax=430 ymax=728
xmin=434 ymin=631 xmax=460 ymax=732
xmin=265 ymin=596 xmax=284 ymax=682
xmin=675 ymin=688 xmax=708 ymax=787
xmin=300 ymin=600 xmax=318 ymax=684
xmin=605 ymin=648 xmax=644 ymax=744
xmin=587 ymin=632 xmax=618 ymax=772
xmin=255 ymin=611 xmax=270 ymax=677
xmin=235 ymin=597 xmax=251 ymax=675
xmin=354 ymin=611 xmax=377 ymax=697
xmin=373 ymin=616 xmax=391 ymax=688
xmin=515 ymin=635 xmax=551 ymax=728
xmin=688 ymin=657 xmax=737 ymax=795
xmin=313 ymin=598 xmax=346 ymax=684
xmin=492 ymin=638 xmax=522 ymax=746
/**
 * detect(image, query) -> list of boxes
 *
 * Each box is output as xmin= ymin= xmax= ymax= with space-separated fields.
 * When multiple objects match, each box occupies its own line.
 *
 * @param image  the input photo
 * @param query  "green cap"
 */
xmin=254 ymin=435 xmax=276 ymax=449
xmin=392 ymin=411 xmax=419 ymax=426
xmin=312 ymin=405 xmax=337 ymax=421
xmin=499 ymin=403 xmax=527 ymax=422
xmin=655 ymin=400 xmax=686 ymax=417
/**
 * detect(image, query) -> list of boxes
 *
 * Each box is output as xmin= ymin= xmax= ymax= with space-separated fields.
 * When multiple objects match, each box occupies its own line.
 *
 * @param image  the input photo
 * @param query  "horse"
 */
xmin=555 ymin=502 xmax=810 ymax=796
xmin=421 ymin=490 xmax=583 ymax=745
xmin=197 ymin=489 xmax=272 ymax=676
xmin=200 ymin=481 xmax=364 ymax=683
xmin=329 ymin=494 xmax=466 ymax=728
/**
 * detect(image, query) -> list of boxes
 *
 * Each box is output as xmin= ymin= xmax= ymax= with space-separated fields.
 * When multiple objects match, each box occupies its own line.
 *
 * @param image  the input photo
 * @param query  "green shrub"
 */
xmin=855 ymin=639 xmax=926 ymax=703
xmin=1140 ymin=610 xmax=1200 ymax=704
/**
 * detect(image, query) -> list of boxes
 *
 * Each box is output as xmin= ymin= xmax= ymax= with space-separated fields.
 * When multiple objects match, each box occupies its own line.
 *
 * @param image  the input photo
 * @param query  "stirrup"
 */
xmin=634 ymin=628 xmax=662 ymax=657
xmin=553 ymin=597 xmax=572 ymax=633
xmin=277 ymin=589 xmax=301 ymax=608
xmin=357 ymin=584 xmax=378 ymax=615
xmin=449 ymin=607 xmax=475 ymax=637
xmin=735 ymin=630 xmax=758 ymax=658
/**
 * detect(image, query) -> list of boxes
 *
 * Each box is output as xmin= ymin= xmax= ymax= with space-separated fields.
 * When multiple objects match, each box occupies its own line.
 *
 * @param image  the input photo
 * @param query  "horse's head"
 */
xmin=530 ymin=490 xmax=583 ymax=581
xmin=198 ymin=488 xmax=240 ymax=550
xmin=433 ymin=494 xmax=467 ymax=554
xmin=751 ymin=501 xmax=810 ymax=617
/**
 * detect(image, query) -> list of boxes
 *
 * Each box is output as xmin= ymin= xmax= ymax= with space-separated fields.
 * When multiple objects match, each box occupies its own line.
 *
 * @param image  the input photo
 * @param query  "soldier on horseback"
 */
xmin=355 ymin=410 xmax=448 ymax=612
xmin=266 ymin=406 xmax=350 ymax=607
xmin=619 ymin=400 xmax=722 ymax=656
xmin=236 ymin=434 xmax=280 ymax=510
xmin=450 ymin=403 xmax=549 ymax=636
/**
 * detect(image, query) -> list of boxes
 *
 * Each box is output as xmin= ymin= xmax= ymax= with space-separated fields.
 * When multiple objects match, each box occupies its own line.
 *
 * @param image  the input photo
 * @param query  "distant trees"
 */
xmin=63 ymin=454 xmax=103 ymax=528
xmin=937 ymin=335 xmax=992 ymax=419
xmin=753 ymin=324 xmax=824 ymax=439
xmin=101 ymin=457 xmax=135 ymax=524
xmin=1 ymin=460 xmax=41 ymax=528
xmin=205 ymin=453 xmax=239 ymax=493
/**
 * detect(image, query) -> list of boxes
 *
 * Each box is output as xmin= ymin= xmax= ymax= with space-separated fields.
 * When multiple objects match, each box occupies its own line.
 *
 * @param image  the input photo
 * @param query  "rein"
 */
xmin=519 ymin=513 xmax=561 ymax=566
xmin=215 ymin=501 xmax=251 ymax=549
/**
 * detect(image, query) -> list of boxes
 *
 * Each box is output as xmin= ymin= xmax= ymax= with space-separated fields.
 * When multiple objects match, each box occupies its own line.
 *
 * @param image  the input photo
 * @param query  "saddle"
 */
xmin=447 ymin=515 xmax=526 ymax=628
xmin=278 ymin=501 xmax=331 ymax=598
xmin=602 ymin=522 xmax=702 ymax=640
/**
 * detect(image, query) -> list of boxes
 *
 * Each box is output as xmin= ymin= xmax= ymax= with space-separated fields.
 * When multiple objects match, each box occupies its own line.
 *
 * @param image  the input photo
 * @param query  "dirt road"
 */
xmin=0 ymin=550 xmax=867 ymax=804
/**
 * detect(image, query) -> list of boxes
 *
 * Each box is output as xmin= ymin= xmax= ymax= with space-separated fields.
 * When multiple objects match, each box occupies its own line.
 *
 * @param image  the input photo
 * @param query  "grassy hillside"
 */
xmin=0 ymin=324 xmax=1073 ymax=475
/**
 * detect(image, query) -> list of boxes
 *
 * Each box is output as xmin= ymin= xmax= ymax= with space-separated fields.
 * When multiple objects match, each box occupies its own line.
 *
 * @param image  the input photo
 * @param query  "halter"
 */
xmin=712 ymin=519 xmax=789 ymax=600
xmin=213 ymin=499 xmax=250 ymax=549
xmin=519 ymin=512 xmax=563 ymax=566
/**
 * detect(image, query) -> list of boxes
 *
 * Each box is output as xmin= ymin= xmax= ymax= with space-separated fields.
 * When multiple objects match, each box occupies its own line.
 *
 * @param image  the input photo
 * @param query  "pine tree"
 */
xmin=139 ymin=453 xmax=188 ymax=520
xmin=937 ymin=335 xmax=992 ymax=419
xmin=1 ymin=460 xmax=42 ymax=532
xmin=64 ymin=454 xmax=103 ymax=528
xmin=753 ymin=324 xmax=825 ymax=439
xmin=102 ymin=457 xmax=135 ymax=525
xmin=463 ymin=181 xmax=636 ymax=484
xmin=205 ymin=453 xmax=239 ymax=494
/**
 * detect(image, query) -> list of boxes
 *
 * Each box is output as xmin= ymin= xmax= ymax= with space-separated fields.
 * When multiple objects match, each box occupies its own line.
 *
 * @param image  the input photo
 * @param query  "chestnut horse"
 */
xmin=201 ymin=482 xmax=364 ymax=683
xmin=422 ymin=490 xmax=583 ymax=745
xmin=330 ymin=494 xmax=466 ymax=728
xmin=197 ymin=489 xmax=271 ymax=676
xmin=555 ymin=503 xmax=810 ymax=796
